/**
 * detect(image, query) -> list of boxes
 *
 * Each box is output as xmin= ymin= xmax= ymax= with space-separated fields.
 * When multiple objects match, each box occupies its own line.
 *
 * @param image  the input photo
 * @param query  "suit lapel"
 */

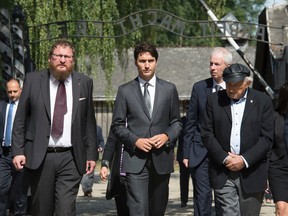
xmin=242 ymin=89 xmax=255 ymax=123
xmin=152 ymin=78 xmax=163 ymax=121
xmin=71 ymin=72 xmax=81 ymax=123
xmin=40 ymin=70 xmax=51 ymax=120
xmin=205 ymin=78 xmax=214 ymax=96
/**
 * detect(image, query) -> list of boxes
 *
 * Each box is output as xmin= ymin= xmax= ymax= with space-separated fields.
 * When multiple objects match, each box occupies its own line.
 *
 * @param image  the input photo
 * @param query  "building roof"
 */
xmin=92 ymin=46 xmax=256 ymax=100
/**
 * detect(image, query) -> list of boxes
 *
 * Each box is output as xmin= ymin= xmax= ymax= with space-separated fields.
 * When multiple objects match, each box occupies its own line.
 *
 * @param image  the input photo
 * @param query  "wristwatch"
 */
xmin=101 ymin=160 xmax=109 ymax=168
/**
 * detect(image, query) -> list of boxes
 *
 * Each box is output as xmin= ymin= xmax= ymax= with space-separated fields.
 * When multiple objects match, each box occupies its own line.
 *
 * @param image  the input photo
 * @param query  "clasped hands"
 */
xmin=135 ymin=134 xmax=169 ymax=152
xmin=224 ymin=152 xmax=245 ymax=172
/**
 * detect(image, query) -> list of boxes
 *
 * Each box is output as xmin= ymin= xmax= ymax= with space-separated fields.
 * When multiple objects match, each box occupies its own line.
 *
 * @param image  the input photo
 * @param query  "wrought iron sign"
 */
xmin=24 ymin=9 xmax=287 ymax=45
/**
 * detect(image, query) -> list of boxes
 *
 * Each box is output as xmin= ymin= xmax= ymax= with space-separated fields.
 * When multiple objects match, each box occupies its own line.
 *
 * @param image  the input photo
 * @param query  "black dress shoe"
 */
xmin=84 ymin=191 xmax=92 ymax=197
xmin=181 ymin=202 xmax=187 ymax=207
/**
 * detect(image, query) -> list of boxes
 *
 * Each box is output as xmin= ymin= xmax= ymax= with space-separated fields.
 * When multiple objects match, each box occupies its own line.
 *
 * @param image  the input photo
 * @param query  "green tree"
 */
xmin=14 ymin=0 xmax=118 ymax=96
xmin=1 ymin=0 xmax=268 ymax=98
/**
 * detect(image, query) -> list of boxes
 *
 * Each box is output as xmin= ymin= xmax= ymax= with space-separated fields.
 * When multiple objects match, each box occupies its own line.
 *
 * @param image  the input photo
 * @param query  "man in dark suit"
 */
xmin=183 ymin=47 xmax=232 ymax=215
xmin=176 ymin=103 xmax=191 ymax=208
xmin=111 ymin=42 xmax=182 ymax=216
xmin=0 ymin=78 xmax=26 ymax=216
xmin=201 ymin=63 xmax=274 ymax=215
xmin=100 ymin=129 xmax=129 ymax=216
xmin=81 ymin=125 xmax=105 ymax=197
xmin=12 ymin=40 xmax=98 ymax=216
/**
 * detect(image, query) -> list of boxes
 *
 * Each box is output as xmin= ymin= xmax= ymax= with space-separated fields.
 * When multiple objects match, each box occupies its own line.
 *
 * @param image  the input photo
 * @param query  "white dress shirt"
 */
xmin=48 ymin=75 xmax=73 ymax=147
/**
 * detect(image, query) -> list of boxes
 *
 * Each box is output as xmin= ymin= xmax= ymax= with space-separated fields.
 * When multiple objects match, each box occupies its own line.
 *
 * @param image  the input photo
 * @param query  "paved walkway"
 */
xmin=76 ymin=172 xmax=275 ymax=215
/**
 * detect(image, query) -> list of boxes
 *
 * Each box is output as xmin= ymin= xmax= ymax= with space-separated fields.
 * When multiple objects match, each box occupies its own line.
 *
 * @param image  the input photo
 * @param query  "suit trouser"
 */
xmin=115 ymin=175 xmax=130 ymax=216
xmin=125 ymin=157 xmax=170 ymax=216
xmin=27 ymin=150 xmax=82 ymax=216
xmin=178 ymin=161 xmax=191 ymax=204
xmin=190 ymin=157 xmax=212 ymax=216
xmin=214 ymin=172 xmax=264 ymax=216
xmin=0 ymin=147 xmax=27 ymax=216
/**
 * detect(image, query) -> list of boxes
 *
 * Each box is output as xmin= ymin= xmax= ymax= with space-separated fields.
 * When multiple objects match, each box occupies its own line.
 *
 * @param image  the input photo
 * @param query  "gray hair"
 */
xmin=211 ymin=47 xmax=233 ymax=65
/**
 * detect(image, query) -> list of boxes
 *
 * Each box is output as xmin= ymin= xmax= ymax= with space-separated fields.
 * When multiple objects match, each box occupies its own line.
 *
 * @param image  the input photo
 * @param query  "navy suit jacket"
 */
xmin=111 ymin=77 xmax=182 ymax=175
xmin=202 ymin=88 xmax=274 ymax=193
xmin=12 ymin=69 xmax=97 ymax=175
xmin=0 ymin=100 xmax=8 ymax=155
xmin=183 ymin=78 xmax=213 ymax=167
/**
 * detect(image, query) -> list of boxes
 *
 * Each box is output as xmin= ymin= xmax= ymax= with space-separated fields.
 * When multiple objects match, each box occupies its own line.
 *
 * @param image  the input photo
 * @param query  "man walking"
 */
xmin=0 ymin=78 xmax=26 ymax=216
xmin=12 ymin=39 xmax=97 ymax=216
xmin=183 ymin=47 xmax=233 ymax=215
xmin=202 ymin=63 xmax=274 ymax=215
xmin=111 ymin=42 xmax=182 ymax=216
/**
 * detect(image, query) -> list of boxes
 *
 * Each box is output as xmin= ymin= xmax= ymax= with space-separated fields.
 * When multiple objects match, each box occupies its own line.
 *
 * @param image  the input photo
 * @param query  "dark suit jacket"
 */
xmin=102 ymin=129 xmax=122 ymax=199
xmin=202 ymin=88 xmax=274 ymax=193
xmin=183 ymin=78 xmax=213 ymax=167
xmin=176 ymin=115 xmax=187 ymax=162
xmin=0 ymin=100 xmax=8 ymax=155
xmin=97 ymin=126 xmax=105 ymax=149
xmin=12 ymin=69 xmax=98 ymax=175
xmin=111 ymin=77 xmax=182 ymax=175
xmin=269 ymin=112 xmax=288 ymax=167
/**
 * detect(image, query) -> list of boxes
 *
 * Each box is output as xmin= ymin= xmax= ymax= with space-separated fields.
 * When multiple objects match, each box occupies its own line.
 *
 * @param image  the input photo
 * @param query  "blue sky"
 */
xmin=265 ymin=0 xmax=287 ymax=7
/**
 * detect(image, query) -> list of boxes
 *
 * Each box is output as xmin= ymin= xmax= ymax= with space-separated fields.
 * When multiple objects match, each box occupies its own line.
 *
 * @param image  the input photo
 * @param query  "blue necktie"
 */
xmin=4 ymin=102 xmax=14 ymax=146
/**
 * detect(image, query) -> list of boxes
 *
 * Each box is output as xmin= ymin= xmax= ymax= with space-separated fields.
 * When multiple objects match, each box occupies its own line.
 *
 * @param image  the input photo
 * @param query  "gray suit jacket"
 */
xmin=12 ymin=69 xmax=97 ymax=175
xmin=111 ymin=77 xmax=182 ymax=175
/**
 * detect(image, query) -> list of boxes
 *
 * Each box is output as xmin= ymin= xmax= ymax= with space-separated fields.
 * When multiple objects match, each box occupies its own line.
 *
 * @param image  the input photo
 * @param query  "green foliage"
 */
xmin=13 ymin=0 xmax=118 ymax=97
xmin=2 ymin=0 xmax=267 ymax=99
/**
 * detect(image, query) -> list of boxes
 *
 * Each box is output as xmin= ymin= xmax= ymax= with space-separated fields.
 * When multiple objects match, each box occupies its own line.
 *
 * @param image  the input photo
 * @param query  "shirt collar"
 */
xmin=50 ymin=74 xmax=72 ymax=84
xmin=213 ymin=79 xmax=226 ymax=89
xmin=232 ymin=88 xmax=248 ymax=104
xmin=138 ymin=75 xmax=156 ymax=87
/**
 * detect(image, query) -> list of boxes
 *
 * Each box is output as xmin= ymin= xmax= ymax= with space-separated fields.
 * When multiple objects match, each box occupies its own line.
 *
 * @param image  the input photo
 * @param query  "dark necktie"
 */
xmin=4 ymin=102 xmax=14 ymax=146
xmin=215 ymin=84 xmax=222 ymax=92
xmin=51 ymin=81 xmax=67 ymax=138
xmin=143 ymin=82 xmax=152 ymax=117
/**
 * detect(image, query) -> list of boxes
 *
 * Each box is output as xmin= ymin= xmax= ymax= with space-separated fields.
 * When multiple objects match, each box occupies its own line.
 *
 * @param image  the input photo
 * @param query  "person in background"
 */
xmin=12 ymin=39 xmax=98 ymax=216
xmin=111 ymin=42 xmax=182 ymax=216
xmin=176 ymin=102 xmax=191 ymax=208
xmin=269 ymin=81 xmax=288 ymax=215
xmin=0 ymin=78 xmax=26 ymax=216
xmin=183 ymin=47 xmax=232 ymax=215
xmin=81 ymin=125 xmax=105 ymax=197
xmin=100 ymin=129 xmax=129 ymax=216
xmin=202 ymin=63 xmax=274 ymax=215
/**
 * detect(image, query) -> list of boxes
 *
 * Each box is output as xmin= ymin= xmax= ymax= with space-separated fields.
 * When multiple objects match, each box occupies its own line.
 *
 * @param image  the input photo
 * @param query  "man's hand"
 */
xmin=86 ymin=160 xmax=96 ymax=174
xmin=135 ymin=138 xmax=154 ymax=152
xmin=183 ymin=158 xmax=189 ymax=168
xmin=13 ymin=155 xmax=26 ymax=170
xmin=99 ymin=167 xmax=109 ymax=181
xmin=225 ymin=152 xmax=245 ymax=172
xmin=150 ymin=133 xmax=169 ymax=149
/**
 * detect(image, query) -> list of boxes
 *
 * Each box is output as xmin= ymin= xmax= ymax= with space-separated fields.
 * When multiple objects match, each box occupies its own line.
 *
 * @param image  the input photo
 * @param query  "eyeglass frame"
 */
xmin=51 ymin=53 xmax=74 ymax=60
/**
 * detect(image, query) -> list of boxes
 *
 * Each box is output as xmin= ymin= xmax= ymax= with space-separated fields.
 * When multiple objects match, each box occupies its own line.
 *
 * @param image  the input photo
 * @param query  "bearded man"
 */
xmin=12 ymin=39 xmax=98 ymax=216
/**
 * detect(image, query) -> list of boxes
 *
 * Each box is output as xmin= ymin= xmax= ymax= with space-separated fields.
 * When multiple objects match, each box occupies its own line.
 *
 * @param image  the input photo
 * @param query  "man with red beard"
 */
xmin=12 ymin=39 xmax=98 ymax=216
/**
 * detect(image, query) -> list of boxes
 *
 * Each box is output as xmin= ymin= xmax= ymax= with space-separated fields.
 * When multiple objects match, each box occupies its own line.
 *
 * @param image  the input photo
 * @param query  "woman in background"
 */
xmin=269 ymin=81 xmax=288 ymax=215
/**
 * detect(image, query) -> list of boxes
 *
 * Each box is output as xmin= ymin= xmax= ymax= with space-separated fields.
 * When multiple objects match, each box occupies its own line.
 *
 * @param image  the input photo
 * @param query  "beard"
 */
xmin=49 ymin=62 xmax=73 ymax=81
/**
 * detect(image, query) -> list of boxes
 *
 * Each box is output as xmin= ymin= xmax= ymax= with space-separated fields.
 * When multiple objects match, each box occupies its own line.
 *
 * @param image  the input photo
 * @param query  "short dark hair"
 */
xmin=276 ymin=81 xmax=288 ymax=116
xmin=48 ymin=39 xmax=75 ymax=58
xmin=134 ymin=42 xmax=158 ymax=61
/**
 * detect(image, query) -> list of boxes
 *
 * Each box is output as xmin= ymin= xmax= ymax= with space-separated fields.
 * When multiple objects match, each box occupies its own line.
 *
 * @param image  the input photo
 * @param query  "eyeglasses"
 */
xmin=51 ymin=53 xmax=73 ymax=60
